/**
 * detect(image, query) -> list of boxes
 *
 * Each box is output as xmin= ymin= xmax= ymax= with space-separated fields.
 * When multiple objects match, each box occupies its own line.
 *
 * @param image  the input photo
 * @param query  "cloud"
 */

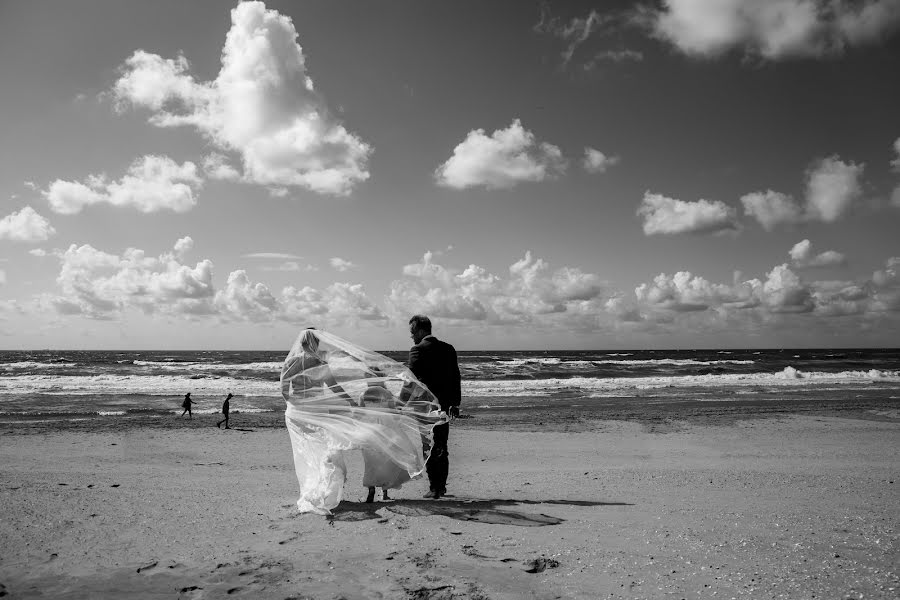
xmin=112 ymin=1 xmax=371 ymax=196
xmin=202 ymin=153 xmax=241 ymax=181
xmin=213 ymin=270 xmax=279 ymax=321
xmin=0 ymin=270 xmax=5 ymax=285
xmin=242 ymin=252 xmax=304 ymax=260
xmin=0 ymin=206 xmax=57 ymax=242
xmin=280 ymin=282 xmax=386 ymax=323
xmin=742 ymin=155 xmax=864 ymax=229
xmin=871 ymin=257 xmax=900 ymax=311
xmin=582 ymin=147 xmax=620 ymax=173
xmin=43 ymin=237 xmax=215 ymax=318
xmin=43 ymin=155 xmax=202 ymax=214
xmin=29 ymin=249 xmax=47 ymax=257
xmin=434 ymin=119 xmax=566 ymax=190
xmin=647 ymin=0 xmax=900 ymax=60
xmin=584 ymin=49 xmax=644 ymax=69
xmin=638 ymin=192 xmax=739 ymax=235
xmin=36 ymin=237 xmax=383 ymax=324
xmin=740 ymin=190 xmax=804 ymax=231
xmin=635 ymin=271 xmax=761 ymax=312
xmin=788 ymin=239 xmax=847 ymax=268
xmin=805 ymin=155 xmax=864 ymax=222
xmin=330 ymin=257 xmax=357 ymax=272
xmin=388 ymin=250 xmax=608 ymax=327
xmin=260 ymin=261 xmax=317 ymax=272
xmin=892 ymin=137 xmax=900 ymax=172
xmin=535 ymin=7 xmax=612 ymax=66
xmin=762 ymin=264 xmax=815 ymax=313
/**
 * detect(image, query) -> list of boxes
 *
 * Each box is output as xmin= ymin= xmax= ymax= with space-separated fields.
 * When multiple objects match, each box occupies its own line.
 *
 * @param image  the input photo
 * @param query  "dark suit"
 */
xmin=408 ymin=336 xmax=461 ymax=494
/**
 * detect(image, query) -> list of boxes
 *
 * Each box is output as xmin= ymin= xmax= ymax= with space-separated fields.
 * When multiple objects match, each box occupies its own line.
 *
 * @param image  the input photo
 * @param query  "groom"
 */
xmin=407 ymin=314 xmax=461 ymax=499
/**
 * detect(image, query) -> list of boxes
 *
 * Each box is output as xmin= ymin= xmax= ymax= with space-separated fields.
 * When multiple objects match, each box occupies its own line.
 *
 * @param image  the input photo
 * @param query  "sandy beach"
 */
xmin=1 ymin=408 xmax=898 ymax=599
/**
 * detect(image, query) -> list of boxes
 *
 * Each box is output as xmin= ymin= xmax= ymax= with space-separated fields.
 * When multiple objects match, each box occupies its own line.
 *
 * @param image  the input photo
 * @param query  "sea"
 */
xmin=1 ymin=348 xmax=898 ymax=426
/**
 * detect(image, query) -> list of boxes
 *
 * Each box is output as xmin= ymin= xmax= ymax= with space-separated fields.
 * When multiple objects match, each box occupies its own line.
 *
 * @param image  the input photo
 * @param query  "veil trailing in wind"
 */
xmin=281 ymin=328 xmax=447 ymax=515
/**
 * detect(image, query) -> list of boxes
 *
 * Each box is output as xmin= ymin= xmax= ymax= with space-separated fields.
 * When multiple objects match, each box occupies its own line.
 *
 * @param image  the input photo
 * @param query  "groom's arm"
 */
xmin=399 ymin=346 xmax=421 ymax=403
xmin=447 ymin=346 xmax=461 ymax=417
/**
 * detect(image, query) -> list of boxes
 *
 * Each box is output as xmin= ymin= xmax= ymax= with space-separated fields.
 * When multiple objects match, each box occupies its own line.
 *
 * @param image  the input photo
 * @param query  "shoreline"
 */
xmin=3 ymin=392 xmax=899 ymax=435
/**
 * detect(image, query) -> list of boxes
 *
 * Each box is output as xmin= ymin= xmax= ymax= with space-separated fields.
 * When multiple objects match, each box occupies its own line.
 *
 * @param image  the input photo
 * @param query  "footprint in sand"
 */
xmin=523 ymin=557 xmax=560 ymax=573
xmin=136 ymin=561 xmax=158 ymax=574
xmin=226 ymin=587 xmax=243 ymax=595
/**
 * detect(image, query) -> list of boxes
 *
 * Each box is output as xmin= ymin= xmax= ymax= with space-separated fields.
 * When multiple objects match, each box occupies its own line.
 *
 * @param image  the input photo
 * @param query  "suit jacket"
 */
xmin=408 ymin=336 xmax=461 ymax=412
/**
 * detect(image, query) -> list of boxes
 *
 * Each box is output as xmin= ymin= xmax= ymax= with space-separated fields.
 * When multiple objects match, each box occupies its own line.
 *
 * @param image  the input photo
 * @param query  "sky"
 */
xmin=1 ymin=0 xmax=900 ymax=351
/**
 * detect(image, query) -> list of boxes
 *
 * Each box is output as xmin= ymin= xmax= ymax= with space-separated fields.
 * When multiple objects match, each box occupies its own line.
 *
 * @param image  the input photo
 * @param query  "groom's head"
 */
xmin=409 ymin=314 xmax=432 ymax=344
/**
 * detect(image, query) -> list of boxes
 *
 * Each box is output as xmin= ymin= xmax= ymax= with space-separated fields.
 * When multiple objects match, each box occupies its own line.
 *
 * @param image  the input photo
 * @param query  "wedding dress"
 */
xmin=281 ymin=329 xmax=446 ymax=515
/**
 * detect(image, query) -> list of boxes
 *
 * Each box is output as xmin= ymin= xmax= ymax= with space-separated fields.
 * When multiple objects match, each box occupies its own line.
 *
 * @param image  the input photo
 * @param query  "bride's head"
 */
xmin=300 ymin=328 xmax=320 ymax=355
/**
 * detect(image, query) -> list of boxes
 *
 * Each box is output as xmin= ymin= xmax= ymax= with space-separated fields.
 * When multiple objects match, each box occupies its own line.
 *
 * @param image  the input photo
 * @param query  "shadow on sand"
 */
xmin=331 ymin=497 xmax=632 ymax=526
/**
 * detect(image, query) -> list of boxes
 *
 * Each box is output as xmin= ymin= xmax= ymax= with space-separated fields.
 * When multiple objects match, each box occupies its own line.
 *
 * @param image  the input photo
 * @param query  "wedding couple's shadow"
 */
xmin=331 ymin=497 xmax=632 ymax=527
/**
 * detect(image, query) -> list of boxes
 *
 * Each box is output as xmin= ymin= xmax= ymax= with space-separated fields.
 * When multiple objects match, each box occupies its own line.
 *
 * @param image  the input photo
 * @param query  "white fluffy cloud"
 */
xmin=742 ymin=155 xmax=864 ymax=229
xmin=329 ymin=257 xmax=357 ymax=272
xmin=113 ymin=1 xmax=371 ymax=196
xmin=213 ymin=270 xmax=279 ymax=322
xmin=45 ymin=237 xmax=215 ymax=318
xmin=434 ymin=119 xmax=566 ymax=190
xmin=38 ymin=237 xmax=384 ymax=324
xmin=740 ymin=190 xmax=804 ymax=231
xmin=280 ymin=282 xmax=386 ymax=324
xmin=789 ymin=239 xmax=847 ymax=268
xmin=638 ymin=192 xmax=739 ymax=235
xmin=649 ymin=0 xmax=900 ymax=60
xmin=635 ymin=271 xmax=761 ymax=312
xmin=805 ymin=155 xmax=864 ymax=221
xmin=762 ymin=264 xmax=815 ymax=312
xmin=582 ymin=147 xmax=620 ymax=173
xmin=388 ymin=251 xmax=608 ymax=327
xmin=202 ymin=153 xmax=241 ymax=181
xmin=0 ymin=206 xmax=56 ymax=242
xmin=43 ymin=155 xmax=202 ymax=214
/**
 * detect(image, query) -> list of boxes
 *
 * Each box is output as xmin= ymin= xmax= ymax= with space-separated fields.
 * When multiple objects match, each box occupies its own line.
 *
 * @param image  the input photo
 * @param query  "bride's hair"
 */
xmin=300 ymin=328 xmax=320 ymax=354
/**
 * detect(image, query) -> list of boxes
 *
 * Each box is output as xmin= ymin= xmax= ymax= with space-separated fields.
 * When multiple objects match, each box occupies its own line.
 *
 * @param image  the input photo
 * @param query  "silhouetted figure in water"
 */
xmin=217 ymin=393 xmax=233 ymax=429
xmin=180 ymin=393 xmax=196 ymax=418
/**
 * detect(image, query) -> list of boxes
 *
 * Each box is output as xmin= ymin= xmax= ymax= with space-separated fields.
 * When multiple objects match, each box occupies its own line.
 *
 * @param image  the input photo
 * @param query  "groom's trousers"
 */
xmin=426 ymin=422 xmax=450 ymax=492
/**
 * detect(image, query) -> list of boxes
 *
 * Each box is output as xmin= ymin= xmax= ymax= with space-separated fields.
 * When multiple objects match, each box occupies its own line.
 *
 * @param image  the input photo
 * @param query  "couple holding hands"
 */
xmin=280 ymin=315 xmax=461 ymax=515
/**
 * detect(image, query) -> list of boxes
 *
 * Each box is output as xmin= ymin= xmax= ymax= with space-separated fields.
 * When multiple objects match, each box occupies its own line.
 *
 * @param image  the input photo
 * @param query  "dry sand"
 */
xmin=1 ymin=412 xmax=898 ymax=599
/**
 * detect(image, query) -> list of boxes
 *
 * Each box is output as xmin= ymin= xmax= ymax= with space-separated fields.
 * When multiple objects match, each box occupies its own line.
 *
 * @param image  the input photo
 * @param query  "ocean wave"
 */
xmin=3 ymin=367 xmax=897 ymax=399
xmin=493 ymin=358 xmax=755 ymax=368
xmin=462 ymin=368 xmax=900 ymax=397
xmin=0 ymin=374 xmax=280 ymax=396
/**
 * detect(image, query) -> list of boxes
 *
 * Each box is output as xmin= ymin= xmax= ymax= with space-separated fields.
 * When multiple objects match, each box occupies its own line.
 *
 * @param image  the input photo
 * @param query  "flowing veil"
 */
xmin=281 ymin=328 xmax=447 ymax=515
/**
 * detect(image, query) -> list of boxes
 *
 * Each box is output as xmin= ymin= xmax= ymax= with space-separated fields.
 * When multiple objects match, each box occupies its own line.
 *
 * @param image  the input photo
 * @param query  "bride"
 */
xmin=281 ymin=328 xmax=446 ymax=515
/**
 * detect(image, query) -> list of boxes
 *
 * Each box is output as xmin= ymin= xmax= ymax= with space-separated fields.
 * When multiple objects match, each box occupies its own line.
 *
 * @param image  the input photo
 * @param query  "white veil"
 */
xmin=281 ymin=328 xmax=447 ymax=515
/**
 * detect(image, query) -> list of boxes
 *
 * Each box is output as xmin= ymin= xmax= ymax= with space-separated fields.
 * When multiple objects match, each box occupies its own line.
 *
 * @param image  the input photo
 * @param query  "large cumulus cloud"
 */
xmin=112 ymin=1 xmax=371 ymax=196
xmin=387 ymin=251 xmax=608 ymax=327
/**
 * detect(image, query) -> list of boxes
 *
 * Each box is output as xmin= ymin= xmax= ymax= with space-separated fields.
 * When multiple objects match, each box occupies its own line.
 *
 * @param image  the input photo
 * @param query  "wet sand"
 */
xmin=1 ymin=403 xmax=898 ymax=599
